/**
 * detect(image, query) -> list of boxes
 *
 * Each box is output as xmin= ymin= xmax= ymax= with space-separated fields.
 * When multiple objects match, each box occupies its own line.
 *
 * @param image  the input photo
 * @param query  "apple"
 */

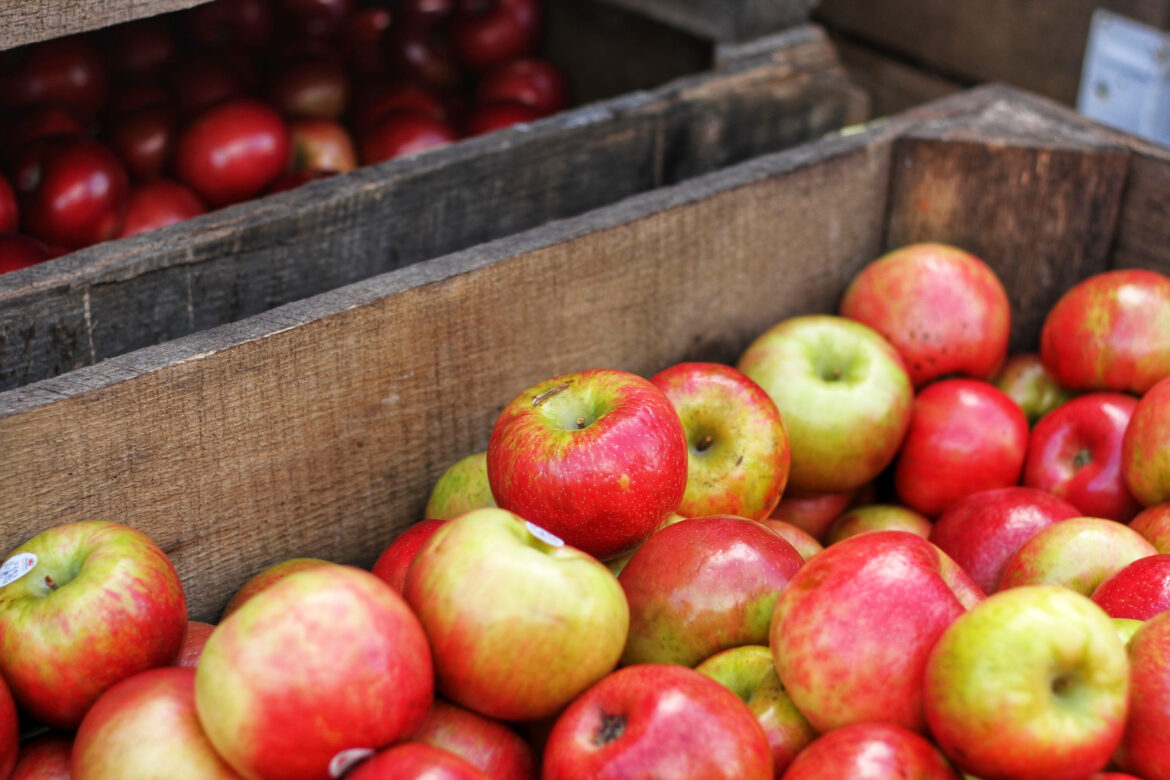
xmin=1024 ymin=392 xmax=1141 ymax=522
xmin=106 ymin=82 xmax=170 ymax=119
xmin=1 ymin=36 xmax=109 ymax=120
xmin=1041 ymin=269 xmax=1170 ymax=395
xmin=410 ymin=699 xmax=536 ymax=780
xmin=188 ymin=0 xmax=274 ymax=49
xmin=404 ymin=508 xmax=627 ymax=721
xmin=343 ymin=7 xmax=392 ymax=75
xmin=998 ymin=517 xmax=1157 ymax=595
xmin=759 ymin=520 xmax=823 ymax=561
xmin=72 ymin=667 xmax=242 ymax=779
xmin=176 ymin=621 xmax=216 ymax=669
xmin=219 ymin=557 xmax=332 ymax=619
xmin=767 ymin=488 xmax=854 ymax=540
xmin=106 ymin=105 xmax=177 ymax=182
xmin=603 ymin=512 xmax=686 ymax=578
xmin=649 ymin=362 xmax=790 ymax=521
xmin=781 ymin=722 xmax=960 ymax=780
xmin=0 ymin=521 xmax=187 ymax=729
xmin=353 ymin=81 xmax=450 ymax=136
xmin=170 ymin=56 xmax=245 ymax=118
xmin=824 ymin=504 xmax=931 ymax=546
xmin=994 ymin=352 xmax=1075 ymax=425
xmin=196 ymin=565 xmax=433 ymax=780
xmin=0 ymin=234 xmax=53 ymax=274
xmin=924 ymin=585 xmax=1129 ymax=780
xmin=347 ymin=742 xmax=490 ymax=780
xmin=738 ymin=314 xmax=913 ymax=494
xmin=464 ymin=102 xmax=543 ymax=135
xmin=771 ymin=530 xmax=982 ymax=733
xmin=542 ymin=664 xmax=773 ymax=780
xmin=288 ymin=118 xmax=357 ymax=173
xmin=1091 ymin=554 xmax=1170 ymax=620
xmin=120 ymin=179 xmax=206 ymax=238
xmin=360 ymin=110 xmax=458 ymax=165
xmin=619 ymin=515 xmax=804 ymax=667
xmin=1123 ymin=376 xmax=1170 ymax=506
xmin=476 ymin=58 xmax=570 ymax=117
xmin=487 ymin=368 xmax=687 ymax=560
xmin=269 ymin=56 xmax=350 ymax=120
xmin=103 ymin=18 xmax=178 ymax=77
xmin=928 ymin=486 xmax=1080 ymax=594
xmin=895 ymin=379 xmax=1029 ymax=517
xmin=385 ymin=22 xmax=462 ymax=92
xmin=694 ymin=645 xmax=816 ymax=776
xmin=1114 ymin=617 xmax=1145 ymax=646
xmin=450 ymin=0 xmax=542 ymax=72
xmin=1130 ymin=504 xmax=1170 ymax=553
xmin=10 ymin=733 xmax=71 ymax=780
xmin=1115 ymin=609 xmax=1170 ymax=779
xmin=370 ymin=519 xmax=446 ymax=592
xmin=424 ymin=452 xmax=496 ymax=520
xmin=0 ymin=673 xmax=14 ymax=779
xmin=266 ymin=169 xmax=336 ymax=194
xmin=838 ymin=242 xmax=1010 ymax=388
xmin=279 ymin=0 xmax=353 ymax=39
xmin=0 ymin=174 xmax=16 ymax=233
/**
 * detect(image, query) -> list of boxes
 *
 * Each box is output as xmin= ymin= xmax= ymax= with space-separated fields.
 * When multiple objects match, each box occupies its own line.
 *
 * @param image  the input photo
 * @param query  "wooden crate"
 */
xmin=0 ymin=16 xmax=866 ymax=392
xmin=590 ymin=0 xmax=821 ymax=43
xmin=4 ymin=84 xmax=1165 ymax=622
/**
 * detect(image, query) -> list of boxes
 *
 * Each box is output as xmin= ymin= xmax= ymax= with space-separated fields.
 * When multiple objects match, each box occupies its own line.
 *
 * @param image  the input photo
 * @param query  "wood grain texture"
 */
xmin=816 ymin=0 xmax=1170 ymax=105
xmin=590 ymin=0 xmax=820 ymax=42
xmin=831 ymin=37 xmax=964 ymax=118
xmin=0 ymin=25 xmax=862 ymax=392
xmin=0 ymin=0 xmax=210 ymax=50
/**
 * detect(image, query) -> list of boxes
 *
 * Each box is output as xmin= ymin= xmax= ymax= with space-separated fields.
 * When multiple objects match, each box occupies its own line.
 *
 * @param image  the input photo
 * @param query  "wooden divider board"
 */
xmin=592 ymin=0 xmax=819 ymax=42
xmin=0 ymin=0 xmax=210 ymax=50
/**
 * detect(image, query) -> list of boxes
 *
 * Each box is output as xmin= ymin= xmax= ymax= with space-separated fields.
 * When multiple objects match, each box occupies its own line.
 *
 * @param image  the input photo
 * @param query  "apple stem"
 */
xmin=43 ymin=575 xmax=58 ymax=591
xmin=532 ymin=383 xmax=570 ymax=408
xmin=576 ymin=417 xmax=586 ymax=428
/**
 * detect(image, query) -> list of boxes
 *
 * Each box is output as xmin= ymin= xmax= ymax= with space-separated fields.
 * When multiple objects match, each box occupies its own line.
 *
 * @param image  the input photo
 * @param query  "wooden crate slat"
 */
xmin=0 ymin=0 xmax=210 ymax=50
xmin=830 ymin=37 xmax=964 ymax=118
xmin=591 ymin=0 xmax=819 ymax=43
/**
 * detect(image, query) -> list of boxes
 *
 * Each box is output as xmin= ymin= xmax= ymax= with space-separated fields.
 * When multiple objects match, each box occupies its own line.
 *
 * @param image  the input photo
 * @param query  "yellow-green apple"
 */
xmin=695 ymin=644 xmax=816 ymax=777
xmin=0 ymin=521 xmax=187 ymax=729
xmin=72 ymin=667 xmax=242 ymax=779
xmin=219 ymin=557 xmax=332 ymax=619
xmin=1114 ymin=618 xmax=1144 ymax=646
xmin=176 ymin=621 xmax=216 ymax=669
xmin=424 ymin=452 xmax=495 ymax=520
xmin=928 ymin=487 xmax=1080 ymax=594
xmin=487 ymin=369 xmax=687 ymax=560
xmin=1130 ymin=503 xmax=1170 ymax=553
xmin=1024 ymin=393 xmax=1141 ymax=522
xmin=410 ymin=699 xmax=536 ymax=780
xmin=824 ymin=504 xmax=931 ymax=546
xmin=371 ymin=519 xmax=446 ymax=592
xmin=738 ymin=314 xmax=912 ymax=494
xmin=895 ymin=379 xmax=1029 ymax=517
xmin=838 ymin=242 xmax=1010 ymax=388
xmin=781 ymin=722 xmax=960 ymax=780
xmin=759 ymin=520 xmax=823 ymax=561
xmin=403 ymin=508 xmax=627 ymax=721
xmin=994 ymin=352 xmax=1075 ymax=425
xmin=287 ymin=118 xmax=356 ymax=173
xmin=11 ymin=733 xmax=71 ymax=780
xmin=998 ymin=517 xmax=1157 ymax=595
xmin=0 ymin=673 xmax=14 ymax=779
xmin=346 ymin=743 xmax=490 ymax=780
xmin=1041 ymin=269 xmax=1170 ymax=395
xmin=770 ymin=530 xmax=982 ymax=733
xmin=1123 ymin=376 xmax=1170 ymax=506
xmin=767 ymin=489 xmax=853 ymax=540
xmin=195 ymin=565 xmax=433 ymax=780
xmin=923 ymin=585 xmax=1129 ymax=780
xmin=619 ymin=515 xmax=804 ymax=667
xmin=1091 ymin=554 xmax=1170 ymax=620
xmin=1115 ymin=609 xmax=1170 ymax=779
xmin=542 ymin=664 xmax=772 ymax=780
xmin=649 ymin=362 xmax=790 ymax=520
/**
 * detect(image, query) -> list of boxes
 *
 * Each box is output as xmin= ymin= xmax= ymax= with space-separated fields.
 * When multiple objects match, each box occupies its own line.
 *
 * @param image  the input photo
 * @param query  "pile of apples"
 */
xmin=2 ymin=242 xmax=1170 ymax=779
xmin=0 ymin=0 xmax=568 ymax=273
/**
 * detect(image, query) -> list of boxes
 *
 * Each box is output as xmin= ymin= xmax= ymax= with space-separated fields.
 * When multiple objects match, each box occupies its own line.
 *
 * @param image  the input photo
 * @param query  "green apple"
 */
xmin=424 ymin=452 xmax=496 ymax=520
xmin=998 ymin=517 xmax=1158 ymax=595
xmin=1113 ymin=617 xmax=1144 ymax=646
xmin=824 ymin=504 xmax=931 ymax=546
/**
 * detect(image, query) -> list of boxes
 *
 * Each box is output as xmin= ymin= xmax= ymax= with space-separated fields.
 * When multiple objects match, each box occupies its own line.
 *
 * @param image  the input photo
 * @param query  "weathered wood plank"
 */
xmin=590 ymin=0 xmax=819 ymax=42
xmin=831 ymin=37 xmax=963 ymax=117
xmin=0 ymin=0 xmax=211 ymax=50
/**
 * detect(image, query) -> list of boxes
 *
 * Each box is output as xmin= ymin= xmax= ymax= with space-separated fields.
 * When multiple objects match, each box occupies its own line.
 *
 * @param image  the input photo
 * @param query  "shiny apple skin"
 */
xmin=994 ymin=352 xmax=1075 ymax=425
xmin=175 ymin=99 xmax=290 ymax=208
xmin=1116 ymin=610 xmax=1170 ymax=779
xmin=1131 ymin=504 xmax=1170 ymax=553
xmin=119 ymin=179 xmax=205 ymax=238
xmin=268 ymin=56 xmax=350 ymax=121
xmin=411 ymin=699 xmax=536 ymax=780
xmin=759 ymin=520 xmax=823 ymax=561
xmin=825 ymin=504 xmax=932 ymax=546
xmin=288 ymin=118 xmax=357 ymax=173
xmin=476 ymin=58 xmax=569 ymax=116
xmin=2 ymin=36 xmax=109 ymax=120
xmin=1123 ymin=376 xmax=1170 ymax=506
xmin=371 ymin=519 xmax=446 ymax=593
xmin=348 ymin=743 xmax=490 ymax=780
xmin=0 ymin=234 xmax=54 ymax=274
xmin=781 ymin=722 xmax=960 ymax=780
xmin=1091 ymin=554 xmax=1170 ymax=620
xmin=107 ymin=105 xmax=178 ymax=182
xmin=450 ymin=0 xmax=542 ymax=72
xmin=360 ymin=110 xmax=457 ymax=165
xmin=0 ymin=674 xmax=15 ymax=779
xmin=18 ymin=137 xmax=129 ymax=249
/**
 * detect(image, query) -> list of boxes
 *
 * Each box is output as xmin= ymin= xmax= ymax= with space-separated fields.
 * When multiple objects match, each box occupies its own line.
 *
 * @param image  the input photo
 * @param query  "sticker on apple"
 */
xmin=329 ymin=748 xmax=375 ymax=778
xmin=0 ymin=553 xmax=37 ymax=587
xmin=526 ymin=521 xmax=564 ymax=547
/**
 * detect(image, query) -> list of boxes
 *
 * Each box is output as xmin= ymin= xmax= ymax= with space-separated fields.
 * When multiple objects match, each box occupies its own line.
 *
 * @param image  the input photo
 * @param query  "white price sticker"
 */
xmin=1078 ymin=10 xmax=1170 ymax=146
xmin=526 ymin=521 xmax=564 ymax=547
xmin=328 ymin=748 xmax=375 ymax=778
xmin=0 ymin=554 xmax=37 ymax=588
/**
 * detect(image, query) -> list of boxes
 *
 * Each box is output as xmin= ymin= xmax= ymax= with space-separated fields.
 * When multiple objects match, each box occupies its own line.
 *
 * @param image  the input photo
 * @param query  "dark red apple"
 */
xmin=175 ymin=98 xmax=290 ymax=207
xmin=343 ymin=7 xmax=393 ymax=75
xmin=361 ymin=110 xmax=457 ymax=165
xmin=353 ymin=81 xmax=450 ymax=135
xmin=2 ymin=36 xmax=109 ymax=120
xmin=464 ymin=101 xmax=542 ymax=136
xmin=106 ymin=105 xmax=178 ymax=181
xmin=385 ymin=22 xmax=463 ymax=91
xmin=103 ymin=18 xmax=178 ymax=77
xmin=0 ymin=175 xmax=16 ymax=233
xmin=170 ymin=56 xmax=247 ymax=118
xmin=476 ymin=58 xmax=569 ymax=116
xmin=0 ymin=234 xmax=55 ymax=274
xmin=5 ymin=105 xmax=84 ymax=158
xmin=450 ymin=0 xmax=542 ymax=72
xmin=280 ymin=0 xmax=353 ymax=39
xmin=120 ymin=179 xmax=206 ymax=238
xmin=188 ymin=0 xmax=274 ymax=49
xmin=269 ymin=56 xmax=350 ymax=120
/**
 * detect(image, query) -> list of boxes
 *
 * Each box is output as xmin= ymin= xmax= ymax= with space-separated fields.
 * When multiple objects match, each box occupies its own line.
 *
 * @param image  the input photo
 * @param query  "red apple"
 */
xmin=176 ymin=621 xmax=216 ymax=669
xmin=120 ymin=179 xmax=206 ymax=238
xmin=410 ymin=699 xmax=536 ymax=780
xmin=770 ymin=530 xmax=982 ymax=733
xmin=839 ymin=242 xmax=1010 ymax=388
xmin=103 ymin=19 xmax=178 ymax=77
xmin=105 ymin=82 xmax=170 ymax=119
xmin=998 ymin=516 xmax=1157 ymax=595
xmin=385 ymin=22 xmax=462 ymax=91
xmin=476 ymin=58 xmax=569 ymax=117
xmin=170 ymin=57 xmax=246 ymax=118
xmin=266 ymin=169 xmax=336 ymax=193
xmin=0 ymin=673 xmax=15 ymax=779
xmin=106 ymin=105 xmax=178 ymax=181
xmin=824 ymin=504 xmax=931 ymax=546
xmin=195 ymin=565 xmax=433 ymax=780
xmin=895 ymin=379 xmax=1029 ymax=517
xmin=219 ymin=557 xmax=332 ymax=619
xmin=353 ymin=81 xmax=450 ymax=135
xmin=361 ymin=110 xmax=457 ymax=165
xmin=450 ymin=0 xmax=542 ymax=72
xmin=175 ymin=99 xmax=290 ymax=208
xmin=0 ymin=174 xmax=16 ymax=233
xmin=487 ymin=368 xmax=688 ymax=560
xmin=424 ymin=452 xmax=496 ymax=520
xmin=370 ymin=519 xmax=446 ymax=593
xmin=10 ymin=733 xmax=71 ymax=780
xmin=4 ymin=105 xmax=84 ymax=159
xmin=928 ymin=486 xmax=1080 ymax=594
xmin=0 ymin=234 xmax=54 ymax=274
xmin=1091 ymin=554 xmax=1170 ymax=620
xmin=994 ymin=352 xmax=1075 ymax=425
xmin=759 ymin=519 xmax=823 ymax=561
xmin=2 ymin=36 xmax=109 ymax=120
xmin=72 ymin=667 xmax=242 ymax=779
xmin=279 ymin=0 xmax=353 ymax=39
xmin=269 ymin=56 xmax=350 ymax=120
xmin=464 ymin=101 xmax=543 ymax=136
xmin=188 ymin=0 xmax=274 ymax=49
xmin=397 ymin=0 xmax=457 ymax=25
xmin=1123 ymin=375 xmax=1170 ymax=506
xmin=767 ymin=488 xmax=854 ymax=540
xmin=288 ymin=118 xmax=357 ymax=173
xmin=1130 ymin=504 xmax=1170 ymax=553
xmin=1041 ymin=269 xmax=1170 ymax=395
xmin=0 ymin=521 xmax=187 ymax=729
xmin=781 ymin=722 xmax=960 ymax=780
xmin=347 ymin=743 xmax=490 ymax=780
xmin=1115 ymin=609 xmax=1170 ymax=779
xmin=343 ymin=7 xmax=392 ymax=75
xmin=542 ymin=664 xmax=773 ymax=780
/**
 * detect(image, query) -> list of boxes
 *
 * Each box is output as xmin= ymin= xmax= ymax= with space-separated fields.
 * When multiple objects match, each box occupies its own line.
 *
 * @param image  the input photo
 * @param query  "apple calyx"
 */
xmin=593 ymin=713 xmax=626 ymax=746
xmin=1073 ymin=449 xmax=1092 ymax=469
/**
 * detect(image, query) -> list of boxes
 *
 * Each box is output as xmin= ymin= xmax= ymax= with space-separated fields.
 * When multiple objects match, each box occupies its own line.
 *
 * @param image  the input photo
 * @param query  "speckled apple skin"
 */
xmin=410 ymin=699 xmax=535 ymax=780
xmin=1123 ymin=376 xmax=1170 ymax=507
xmin=994 ymin=352 xmax=1075 ymax=425
xmin=998 ymin=517 xmax=1157 ymax=595
xmin=371 ymin=520 xmax=446 ymax=593
xmin=781 ymin=722 xmax=960 ymax=780
xmin=424 ymin=452 xmax=496 ymax=520
xmin=1116 ymin=610 xmax=1170 ymax=780
xmin=347 ymin=743 xmax=489 ymax=780
xmin=1041 ymin=269 xmax=1170 ymax=395
xmin=768 ymin=490 xmax=854 ymax=541
xmin=1091 ymin=554 xmax=1170 ymax=620
xmin=1130 ymin=503 xmax=1170 ymax=553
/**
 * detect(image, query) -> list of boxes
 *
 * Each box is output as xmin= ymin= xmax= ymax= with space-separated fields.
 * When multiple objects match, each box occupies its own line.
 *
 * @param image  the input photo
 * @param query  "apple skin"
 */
xmin=347 ymin=743 xmax=490 ymax=780
xmin=410 ymin=699 xmax=536 ymax=780
xmin=924 ymin=585 xmax=1129 ymax=780
xmin=360 ymin=110 xmax=458 ymax=165
xmin=838 ymin=243 xmax=1010 ymax=388
xmin=767 ymin=488 xmax=855 ymax=540
xmin=371 ymin=519 xmax=446 ymax=593
xmin=694 ymin=645 xmax=816 ymax=777
xmin=0 ymin=672 xmax=15 ymax=779
xmin=176 ymin=621 xmax=217 ymax=669
xmin=220 ymin=557 xmax=332 ymax=619
xmin=287 ymin=118 xmax=357 ymax=173
xmin=994 ymin=352 xmax=1075 ymax=425
xmin=404 ymin=508 xmax=628 ymax=721
xmin=998 ymin=516 xmax=1157 ymax=595
xmin=737 ymin=314 xmax=913 ymax=494
xmin=450 ymin=0 xmax=542 ymax=72
xmin=0 ymin=521 xmax=187 ymax=730
xmin=0 ymin=175 xmax=14 ymax=234
xmin=1041 ymin=269 xmax=1170 ymax=395
xmin=1091 ymin=554 xmax=1170 ymax=620
xmin=119 ymin=179 xmax=206 ymax=238
xmin=542 ymin=664 xmax=773 ymax=780
xmin=1114 ymin=617 xmax=1145 ymax=646
xmin=464 ymin=102 xmax=544 ymax=136
xmin=1115 ymin=609 xmax=1170 ymax=779
xmin=1130 ymin=504 xmax=1170 ymax=553
xmin=476 ymin=58 xmax=570 ymax=117
xmin=780 ymin=722 xmax=960 ymax=780
xmin=487 ymin=368 xmax=688 ymax=560
xmin=424 ymin=452 xmax=496 ymax=520
xmin=650 ymin=362 xmax=790 ymax=521
xmin=928 ymin=486 xmax=1080 ymax=594
xmin=770 ymin=530 xmax=983 ymax=733
xmin=824 ymin=504 xmax=931 ymax=546
xmin=619 ymin=515 xmax=804 ymax=667
xmin=10 ymin=733 xmax=71 ymax=780
xmin=1122 ymin=376 xmax=1170 ymax=507
xmin=603 ymin=512 xmax=686 ymax=578
xmin=895 ymin=379 xmax=1029 ymax=517
xmin=1024 ymin=392 xmax=1141 ymax=522
xmin=72 ymin=667 xmax=242 ymax=779
xmin=759 ymin=520 xmax=823 ymax=561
